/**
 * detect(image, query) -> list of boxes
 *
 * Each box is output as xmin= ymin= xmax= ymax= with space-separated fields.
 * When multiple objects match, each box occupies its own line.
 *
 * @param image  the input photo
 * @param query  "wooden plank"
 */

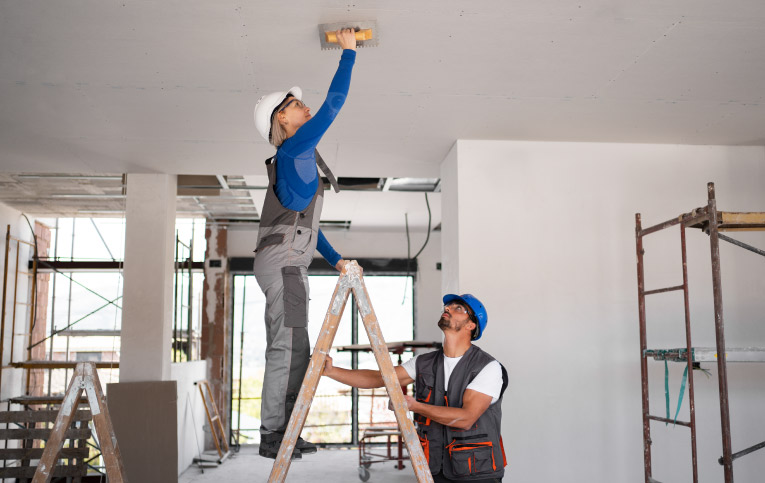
xmin=720 ymin=212 xmax=765 ymax=225
xmin=646 ymin=347 xmax=765 ymax=363
xmin=9 ymin=396 xmax=90 ymax=406
xmin=718 ymin=212 xmax=765 ymax=231
xmin=0 ymin=410 xmax=92 ymax=423
xmin=268 ymin=266 xmax=353 ymax=482
xmin=0 ymin=465 xmax=86 ymax=478
xmin=0 ymin=447 xmax=89 ymax=460
xmin=11 ymin=360 xmax=119 ymax=369
xmin=0 ymin=428 xmax=91 ymax=440
xmin=108 ymin=380 xmax=177 ymax=483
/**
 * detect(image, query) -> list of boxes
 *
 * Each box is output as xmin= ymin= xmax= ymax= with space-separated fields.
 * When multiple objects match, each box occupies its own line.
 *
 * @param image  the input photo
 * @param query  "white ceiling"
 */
xmin=1 ymin=1 xmax=764 ymax=225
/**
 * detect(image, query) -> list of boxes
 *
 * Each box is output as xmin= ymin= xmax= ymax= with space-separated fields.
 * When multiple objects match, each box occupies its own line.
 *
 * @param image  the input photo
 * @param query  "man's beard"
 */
xmin=437 ymin=316 xmax=450 ymax=330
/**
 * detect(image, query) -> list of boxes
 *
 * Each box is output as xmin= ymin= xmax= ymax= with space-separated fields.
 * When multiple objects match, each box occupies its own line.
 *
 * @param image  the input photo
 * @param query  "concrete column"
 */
xmin=120 ymin=174 xmax=177 ymax=382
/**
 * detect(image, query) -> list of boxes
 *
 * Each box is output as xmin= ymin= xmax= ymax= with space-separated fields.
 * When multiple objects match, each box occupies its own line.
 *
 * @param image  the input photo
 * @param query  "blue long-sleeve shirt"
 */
xmin=274 ymin=49 xmax=355 ymax=267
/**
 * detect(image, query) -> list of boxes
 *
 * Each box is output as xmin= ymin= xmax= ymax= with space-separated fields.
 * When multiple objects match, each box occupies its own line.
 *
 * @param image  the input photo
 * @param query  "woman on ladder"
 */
xmin=251 ymin=28 xmax=357 ymax=460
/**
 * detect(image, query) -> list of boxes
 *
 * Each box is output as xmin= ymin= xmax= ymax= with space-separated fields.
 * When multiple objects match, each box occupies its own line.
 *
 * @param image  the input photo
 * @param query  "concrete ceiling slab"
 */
xmin=1 ymin=0 xmax=765 ymax=226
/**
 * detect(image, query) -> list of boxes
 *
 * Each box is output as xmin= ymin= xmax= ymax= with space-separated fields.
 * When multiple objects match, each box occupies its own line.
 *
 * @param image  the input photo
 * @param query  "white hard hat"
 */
xmin=253 ymin=86 xmax=302 ymax=142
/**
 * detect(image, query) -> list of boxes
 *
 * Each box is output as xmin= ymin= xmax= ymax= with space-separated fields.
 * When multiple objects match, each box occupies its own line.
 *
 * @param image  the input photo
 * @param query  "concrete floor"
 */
xmin=179 ymin=445 xmax=417 ymax=483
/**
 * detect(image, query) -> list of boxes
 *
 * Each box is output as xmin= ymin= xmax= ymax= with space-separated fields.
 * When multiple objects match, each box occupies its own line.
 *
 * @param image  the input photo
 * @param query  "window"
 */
xmin=31 ymin=217 xmax=206 ymax=395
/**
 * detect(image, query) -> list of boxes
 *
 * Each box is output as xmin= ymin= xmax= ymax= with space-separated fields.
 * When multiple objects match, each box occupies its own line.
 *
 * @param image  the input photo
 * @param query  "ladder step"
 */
xmin=0 ymin=465 xmax=86 ymax=479
xmin=643 ymin=285 xmax=684 ymax=296
xmin=0 ymin=409 xmax=91 ymax=423
xmin=0 ymin=447 xmax=89 ymax=461
xmin=648 ymin=415 xmax=691 ymax=427
xmin=9 ymin=395 xmax=90 ymax=405
xmin=0 ymin=427 xmax=91 ymax=440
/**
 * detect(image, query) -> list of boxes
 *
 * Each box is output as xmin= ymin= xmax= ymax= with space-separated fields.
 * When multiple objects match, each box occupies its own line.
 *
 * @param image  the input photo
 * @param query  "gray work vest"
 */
xmin=253 ymin=149 xmax=339 ymax=271
xmin=414 ymin=346 xmax=508 ymax=480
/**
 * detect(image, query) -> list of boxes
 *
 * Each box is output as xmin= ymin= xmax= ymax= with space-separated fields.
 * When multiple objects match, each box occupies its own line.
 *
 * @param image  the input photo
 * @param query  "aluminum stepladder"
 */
xmin=31 ymin=362 xmax=127 ymax=483
xmin=268 ymin=261 xmax=433 ymax=482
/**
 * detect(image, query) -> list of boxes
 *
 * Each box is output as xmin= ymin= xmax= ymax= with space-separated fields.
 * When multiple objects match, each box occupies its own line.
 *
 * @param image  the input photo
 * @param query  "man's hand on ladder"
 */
xmin=323 ymin=354 xmax=335 ymax=376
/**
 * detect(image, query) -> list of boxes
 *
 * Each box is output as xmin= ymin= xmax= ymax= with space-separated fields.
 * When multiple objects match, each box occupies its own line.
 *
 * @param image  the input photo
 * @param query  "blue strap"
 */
xmin=673 ymin=365 xmax=689 ymax=426
xmin=664 ymin=360 xmax=670 ymax=425
xmin=661 ymin=349 xmax=692 ymax=426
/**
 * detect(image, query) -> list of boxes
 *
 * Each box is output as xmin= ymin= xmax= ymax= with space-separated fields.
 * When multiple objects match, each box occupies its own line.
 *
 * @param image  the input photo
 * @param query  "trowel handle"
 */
xmin=324 ymin=29 xmax=373 ymax=44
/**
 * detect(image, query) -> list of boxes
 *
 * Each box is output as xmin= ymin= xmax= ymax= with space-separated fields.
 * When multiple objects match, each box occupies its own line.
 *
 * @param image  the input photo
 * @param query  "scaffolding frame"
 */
xmin=173 ymin=232 xmax=197 ymax=362
xmin=635 ymin=182 xmax=765 ymax=483
xmin=1 ymin=225 xmax=38 ymax=396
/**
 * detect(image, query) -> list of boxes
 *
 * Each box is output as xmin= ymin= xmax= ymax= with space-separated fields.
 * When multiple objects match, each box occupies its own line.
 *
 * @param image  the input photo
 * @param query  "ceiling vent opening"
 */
xmin=320 ymin=177 xmax=441 ymax=192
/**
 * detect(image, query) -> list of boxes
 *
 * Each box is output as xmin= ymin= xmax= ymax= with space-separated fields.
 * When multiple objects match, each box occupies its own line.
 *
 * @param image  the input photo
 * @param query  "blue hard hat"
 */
xmin=443 ymin=293 xmax=488 ymax=340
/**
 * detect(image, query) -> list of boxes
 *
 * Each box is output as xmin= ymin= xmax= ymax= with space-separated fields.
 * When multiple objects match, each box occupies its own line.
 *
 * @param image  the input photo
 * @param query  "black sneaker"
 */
xmin=258 ymin=435 xmax=301 ymax=460
xmin=296 ymin=437 xmax=317 ymax=455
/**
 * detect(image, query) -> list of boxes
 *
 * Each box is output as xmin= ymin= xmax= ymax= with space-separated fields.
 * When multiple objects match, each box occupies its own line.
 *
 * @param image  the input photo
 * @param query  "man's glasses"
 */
xmin=443 ymin=303 xmax=469 ymax=314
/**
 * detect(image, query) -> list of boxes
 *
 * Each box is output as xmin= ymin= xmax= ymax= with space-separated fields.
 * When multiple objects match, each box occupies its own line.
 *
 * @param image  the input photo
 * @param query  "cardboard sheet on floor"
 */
xmin=107 ymin=381 xmax=177 ymax=483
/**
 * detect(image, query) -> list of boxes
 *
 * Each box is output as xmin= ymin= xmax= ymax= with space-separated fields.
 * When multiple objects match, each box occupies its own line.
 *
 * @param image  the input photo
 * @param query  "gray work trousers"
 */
xmin=255 ymin=265 xmax=310 ymax=436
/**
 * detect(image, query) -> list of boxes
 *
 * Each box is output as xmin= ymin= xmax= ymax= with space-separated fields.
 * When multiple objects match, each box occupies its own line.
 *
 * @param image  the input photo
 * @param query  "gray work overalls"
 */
xmin=253 ymin=149 xmax=339 ymax=436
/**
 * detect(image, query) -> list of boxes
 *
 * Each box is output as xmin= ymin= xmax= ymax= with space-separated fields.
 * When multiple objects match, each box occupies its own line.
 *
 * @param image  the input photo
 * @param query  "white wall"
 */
xmin=0 ymin=202 xmax=34 ymax=401
xmin=441 ymin=142 xmax=459 ymax=297
xmin=228 ymin=227 xmax=443 ymax=342
xmin=443 ymin=140 xmax=765 ymax=483
xmin=171 ymin=360 xmax=208 ymax=476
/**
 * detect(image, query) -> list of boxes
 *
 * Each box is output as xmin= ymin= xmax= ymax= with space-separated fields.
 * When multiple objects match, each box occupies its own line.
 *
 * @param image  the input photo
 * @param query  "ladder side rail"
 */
xmin=31 ymin=364 xmax=85 ymax=483
xmin=204 ymin=382 xmax=229 ymax=453
xmin=679 ymin=224 xmax=699 ymax=483
xmin=351 ymin=279 xmax=433 ymax=483
xmin=268 ymin=278 xmax=353 ymax=482
xmin=707 ymin=183 xmax=734 ymax=483
xmin=197 ymin=381 xmax=224 ymax=459
xmin=635 ymin=213 xmax=652 ymax=483
xmin=80 ymin=363 xmax=127 ymax=483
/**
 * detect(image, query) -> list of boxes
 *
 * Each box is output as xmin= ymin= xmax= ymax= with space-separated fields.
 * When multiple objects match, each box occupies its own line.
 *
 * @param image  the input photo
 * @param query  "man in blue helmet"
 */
xmin=323 ymin=293 xmax=508 ymax=482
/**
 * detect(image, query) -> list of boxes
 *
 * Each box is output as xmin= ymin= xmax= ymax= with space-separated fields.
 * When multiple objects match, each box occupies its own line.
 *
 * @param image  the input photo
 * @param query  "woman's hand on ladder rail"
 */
xmin=335 ymin=259 xmax=363 ymax=275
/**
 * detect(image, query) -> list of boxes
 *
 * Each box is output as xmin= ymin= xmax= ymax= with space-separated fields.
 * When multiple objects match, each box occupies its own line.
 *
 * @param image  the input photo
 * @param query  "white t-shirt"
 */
xmin=401 ymin=353 xmax=503 ymax=405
